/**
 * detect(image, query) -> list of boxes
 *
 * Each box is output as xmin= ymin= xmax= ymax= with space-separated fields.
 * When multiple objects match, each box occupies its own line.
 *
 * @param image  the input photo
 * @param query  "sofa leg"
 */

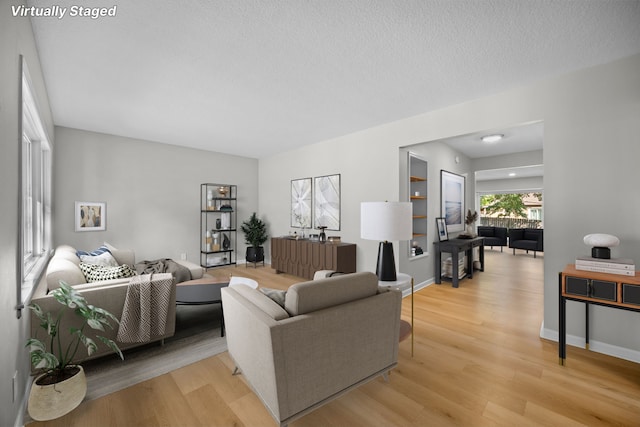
xmin=534 ymin=251 xmax=537 ymax=259
xmin=232 ymin=366 xmax=241 ymax=376
xmin=500 ymin=246 xmax=503 ymax=253
xmin=382 ymin=371 xmax=390 ymax=382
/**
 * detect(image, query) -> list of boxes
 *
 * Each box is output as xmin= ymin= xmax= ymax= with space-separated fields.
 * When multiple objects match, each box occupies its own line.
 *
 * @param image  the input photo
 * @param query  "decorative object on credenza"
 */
xmin=459 ymin=209 xmax=478 ymax=238
xmin=318 ymin=225 xmax=327 ymax=243
xmin=74 ymin=201 xmax=106 ymax=232
xmin=241 ymin=212 xmax=268 ymax=268
xmin=26 ymin=281 xmax=123 ymax=421
xmin=361 ymin=201 xmax=412 ymax=281
xmin=583 ymin=233 xmax=620 ymax=259
xmin=327 ymin=236 xmax=341 ymax=243
xmin=314 ymin=174 xmax=341 ymax=230
xmin=291 ymin=177 xmax=312 ymax=229
xmin=436 ymin=217 xmax=448 ymax=241
xmin=440 ymin=170 xmax=465 ymax=233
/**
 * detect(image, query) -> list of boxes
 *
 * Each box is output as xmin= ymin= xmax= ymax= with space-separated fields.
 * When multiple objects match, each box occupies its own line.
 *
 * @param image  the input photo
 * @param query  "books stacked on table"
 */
xmin=442 ymin=255 xmax=466 ymax=279
xmin=575 ymin=256 xmax=635 ymax=276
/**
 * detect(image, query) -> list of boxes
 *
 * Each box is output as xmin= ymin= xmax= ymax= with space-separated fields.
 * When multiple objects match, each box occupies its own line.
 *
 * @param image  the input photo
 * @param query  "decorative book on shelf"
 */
xmin=575 ymin=255 xmax=635 ymax=276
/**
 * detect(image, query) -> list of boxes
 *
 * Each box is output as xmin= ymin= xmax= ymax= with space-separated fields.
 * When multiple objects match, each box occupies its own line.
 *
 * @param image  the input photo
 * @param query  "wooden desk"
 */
xmin=559 ymin=264 xmax=640 ymax=365
xmin=433 ymin=237 xmax=485 ymax=288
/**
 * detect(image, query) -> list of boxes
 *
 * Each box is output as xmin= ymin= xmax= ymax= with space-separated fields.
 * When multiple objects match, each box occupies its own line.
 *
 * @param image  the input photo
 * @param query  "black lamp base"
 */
xmin=376 ymin=241 xmax=397 ymax=281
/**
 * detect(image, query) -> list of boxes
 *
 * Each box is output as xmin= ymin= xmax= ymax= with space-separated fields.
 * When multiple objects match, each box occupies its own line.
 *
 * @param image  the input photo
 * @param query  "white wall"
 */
xmin=259 ymin=53 xmax=640 ymax=361
xmin=0 ymin=2 xmax=55 ymax=425
xmin=53 ymin=127 xmax=259 ymax=265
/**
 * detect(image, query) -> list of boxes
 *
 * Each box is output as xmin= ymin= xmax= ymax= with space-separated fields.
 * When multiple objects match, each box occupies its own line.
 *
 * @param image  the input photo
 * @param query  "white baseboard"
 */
xmin=540 ymin=322 xmax=640 ymax=364
xmin=402 ymin=277 xmax=433 ymax=298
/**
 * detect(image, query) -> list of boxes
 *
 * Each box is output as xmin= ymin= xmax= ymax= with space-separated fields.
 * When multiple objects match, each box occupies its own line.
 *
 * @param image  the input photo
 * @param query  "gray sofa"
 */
xmin=221 ymin=272 xmax=402 ymax=427
xmin=31 ymin=244 xmax=205 ymax=363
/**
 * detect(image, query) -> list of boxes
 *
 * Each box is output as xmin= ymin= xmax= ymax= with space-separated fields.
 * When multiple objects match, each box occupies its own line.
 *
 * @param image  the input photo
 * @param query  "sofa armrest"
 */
xmin=174 ymin=259 xmax=205 ymax=280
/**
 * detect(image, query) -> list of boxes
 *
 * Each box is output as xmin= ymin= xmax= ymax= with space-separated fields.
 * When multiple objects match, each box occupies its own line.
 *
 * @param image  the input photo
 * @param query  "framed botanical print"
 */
xmin=440 ymin=170 xmax=465 ymax=233
xmin=314 ymin=174 xmax=340 ymax=230
xmin=291 ymin=178 xmax=312 ymax=228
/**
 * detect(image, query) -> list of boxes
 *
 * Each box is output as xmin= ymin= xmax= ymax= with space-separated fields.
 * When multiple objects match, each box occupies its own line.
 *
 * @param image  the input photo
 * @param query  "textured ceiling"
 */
xmin=27 ymin=0 xmax=640 ymax=159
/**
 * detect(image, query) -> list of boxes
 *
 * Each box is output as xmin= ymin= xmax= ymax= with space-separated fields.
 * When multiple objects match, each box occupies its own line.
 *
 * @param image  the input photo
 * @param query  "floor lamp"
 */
xmin=360 ymin=201 xmax=413 ymax=281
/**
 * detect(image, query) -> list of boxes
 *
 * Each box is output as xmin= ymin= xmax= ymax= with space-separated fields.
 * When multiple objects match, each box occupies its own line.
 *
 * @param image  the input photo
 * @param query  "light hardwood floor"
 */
xmin=28 ymin=251 xmax=640 ymax=426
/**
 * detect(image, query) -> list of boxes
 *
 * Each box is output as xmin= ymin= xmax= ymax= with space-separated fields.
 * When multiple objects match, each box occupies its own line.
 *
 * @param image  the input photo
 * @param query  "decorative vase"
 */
xmin=466 ymin=224 xmax=475 ymax=236
xmin=318 ymin=226 xmax=327 ymax=243
xmin=223 ymin=233 xmax=230 ymax=250
xmin=28 ymin=365 xmax=87 ymax=421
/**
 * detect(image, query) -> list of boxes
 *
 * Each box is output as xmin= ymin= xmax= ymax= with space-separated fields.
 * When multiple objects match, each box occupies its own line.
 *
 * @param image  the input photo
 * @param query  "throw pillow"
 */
xmin=80 ymin=251 xmax=118 ymax=267
xmin=79 ymin=262 xmax=137 ymax=282
xmin=76 ymin=245 xmax=111 ymax=258
xmin=260 ymin=287 xmax=287 ymax=308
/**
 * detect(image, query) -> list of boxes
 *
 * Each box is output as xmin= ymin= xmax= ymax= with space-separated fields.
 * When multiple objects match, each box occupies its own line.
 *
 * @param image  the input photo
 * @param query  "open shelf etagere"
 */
xmin=200 ymin=183 xmax=237 ymax=269
xmin=408 ymin=153 xmax=428 ymax=257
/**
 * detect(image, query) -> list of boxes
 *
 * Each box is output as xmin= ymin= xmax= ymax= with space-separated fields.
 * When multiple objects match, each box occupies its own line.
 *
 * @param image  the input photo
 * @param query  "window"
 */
xmin=19 ymin=57 xmax=52 ymax=310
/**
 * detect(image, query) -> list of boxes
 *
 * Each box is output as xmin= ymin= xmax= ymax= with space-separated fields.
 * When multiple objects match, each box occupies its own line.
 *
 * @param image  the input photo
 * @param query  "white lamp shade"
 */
xmin=361 ymin=202 xmax=413 ymax=241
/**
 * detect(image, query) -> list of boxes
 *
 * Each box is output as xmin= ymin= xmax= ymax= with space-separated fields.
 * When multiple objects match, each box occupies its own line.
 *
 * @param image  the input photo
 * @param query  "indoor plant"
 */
xmin=240 ymin=212 xmax=268 ymax=267
xmin=26 ymin=280 xmax=123 ymax=421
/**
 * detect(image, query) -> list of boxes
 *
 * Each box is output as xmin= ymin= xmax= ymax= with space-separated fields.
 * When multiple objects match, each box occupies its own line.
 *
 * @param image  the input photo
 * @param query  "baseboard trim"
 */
xmin=402 ymin=278 xmax=432 ymax=298
xmin=539 ymin=322 xmax=640 ymax=364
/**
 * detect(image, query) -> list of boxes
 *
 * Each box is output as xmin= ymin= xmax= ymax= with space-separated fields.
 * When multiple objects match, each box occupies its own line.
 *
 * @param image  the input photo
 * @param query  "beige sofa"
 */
xmin=221 ymin=272 xmax=402 ymax=427
xmin=30 ymin=244 xmax=205 ymax=363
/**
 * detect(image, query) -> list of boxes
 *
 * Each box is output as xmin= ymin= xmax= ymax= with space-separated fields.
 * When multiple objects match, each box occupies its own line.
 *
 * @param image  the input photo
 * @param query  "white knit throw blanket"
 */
xmin=117 ymin=273 xmax=173 ymax=343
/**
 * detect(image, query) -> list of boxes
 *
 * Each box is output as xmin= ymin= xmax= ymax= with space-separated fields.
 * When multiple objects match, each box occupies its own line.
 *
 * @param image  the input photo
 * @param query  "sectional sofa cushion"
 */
xmin=79 ymin=251 xmax=118 ymax=267
xmin=233 ymin=284 xmax=289 ymax=320
xmin=284 ymin=272 xmax=379 ymax=316
xmin=79 ymin=262 xmax=137 ymax=282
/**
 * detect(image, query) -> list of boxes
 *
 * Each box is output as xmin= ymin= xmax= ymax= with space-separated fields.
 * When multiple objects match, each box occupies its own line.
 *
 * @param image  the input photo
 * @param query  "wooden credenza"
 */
xmin=271 ymin=237 xmax=356 ymax=280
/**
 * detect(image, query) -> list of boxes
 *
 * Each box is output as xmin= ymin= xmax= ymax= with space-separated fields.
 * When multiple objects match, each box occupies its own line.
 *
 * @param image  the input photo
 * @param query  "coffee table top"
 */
xmin=176 ymin=279 xmax=229 ymax=305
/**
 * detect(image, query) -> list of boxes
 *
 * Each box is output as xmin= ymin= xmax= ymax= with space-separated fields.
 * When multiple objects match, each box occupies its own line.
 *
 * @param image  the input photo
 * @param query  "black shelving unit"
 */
xmin=200 ymin=183 xmax=237 ymax=268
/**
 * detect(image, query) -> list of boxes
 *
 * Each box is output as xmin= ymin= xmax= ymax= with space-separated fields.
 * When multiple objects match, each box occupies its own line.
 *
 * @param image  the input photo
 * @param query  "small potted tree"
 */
xmin=241 ymin=212 xmax=268 ymax=267
xmin=26 ymin=281 xmax=124 ymax=421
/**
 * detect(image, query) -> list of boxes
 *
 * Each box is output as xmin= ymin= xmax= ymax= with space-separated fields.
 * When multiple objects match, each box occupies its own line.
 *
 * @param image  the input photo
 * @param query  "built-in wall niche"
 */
xmin=408 ymin=153 xmax=428 ymax=257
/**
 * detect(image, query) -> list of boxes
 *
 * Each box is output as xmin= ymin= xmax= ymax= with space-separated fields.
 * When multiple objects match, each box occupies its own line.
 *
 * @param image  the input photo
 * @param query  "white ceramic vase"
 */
xmin=28 ymin=365 xmax=87 ymax=421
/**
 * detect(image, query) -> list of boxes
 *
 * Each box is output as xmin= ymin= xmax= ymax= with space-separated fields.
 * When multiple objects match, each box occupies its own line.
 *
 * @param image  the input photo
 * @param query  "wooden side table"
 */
xmin=559 ymin=264 xmax=640 ymax=365
xmin=379 ymin=273 xmax=414 ymax=357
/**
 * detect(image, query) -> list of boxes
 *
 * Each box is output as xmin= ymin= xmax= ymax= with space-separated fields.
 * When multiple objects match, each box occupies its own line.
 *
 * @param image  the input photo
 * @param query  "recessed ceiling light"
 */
xmin=481 ymin=134 xmax=504 ymax=143
xmin=508 ymin=172 xmax=516 ymax=177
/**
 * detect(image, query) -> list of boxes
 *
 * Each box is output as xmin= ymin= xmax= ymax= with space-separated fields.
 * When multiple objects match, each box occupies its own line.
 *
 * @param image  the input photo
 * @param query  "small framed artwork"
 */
xmin=75 ymin=201 xmax=106 ymax=231
xmin=314 ymin=174 xmax=341 ymax=230
xmin=291 ymin=177 xmax=312 ymax=228
xmin=440 ymin=169 xmax=465 ymax=233
xmin=436 ymin=217 xmax=448 ymax=241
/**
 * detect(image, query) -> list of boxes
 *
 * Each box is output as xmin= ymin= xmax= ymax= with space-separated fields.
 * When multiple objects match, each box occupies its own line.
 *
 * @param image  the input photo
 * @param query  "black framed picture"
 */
xmin=440 ymin=169 xmax=465 ymax=233
xmin=436 ymin=217 xmax=448 ymax=241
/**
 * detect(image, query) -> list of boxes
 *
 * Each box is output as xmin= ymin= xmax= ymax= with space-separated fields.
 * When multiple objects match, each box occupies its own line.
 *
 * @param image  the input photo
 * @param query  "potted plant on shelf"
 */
xmin=241 ymin=212 xmax=268 ymax=267
xmin=26 ymin=281 xmax=124 ymax=421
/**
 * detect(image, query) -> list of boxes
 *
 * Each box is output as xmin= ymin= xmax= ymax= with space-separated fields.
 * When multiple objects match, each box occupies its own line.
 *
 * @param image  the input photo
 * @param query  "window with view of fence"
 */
xmin=480 ymin=216 xmax=542 ymax=229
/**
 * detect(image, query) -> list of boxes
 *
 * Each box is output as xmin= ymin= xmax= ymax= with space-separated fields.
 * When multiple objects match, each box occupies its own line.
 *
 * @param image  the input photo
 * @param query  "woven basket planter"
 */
xmin=28 ymin=365 xmax=87 ymax=421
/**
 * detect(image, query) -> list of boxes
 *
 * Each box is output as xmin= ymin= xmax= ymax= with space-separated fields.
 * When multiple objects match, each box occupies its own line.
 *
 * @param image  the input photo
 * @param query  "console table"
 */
xmin=271 ymin=237 xmax=356 ymax=280
xmin=558 ymin=264 xmax=640 ymax=365
xmin=433 ymin=237 xmax=485 ymax=287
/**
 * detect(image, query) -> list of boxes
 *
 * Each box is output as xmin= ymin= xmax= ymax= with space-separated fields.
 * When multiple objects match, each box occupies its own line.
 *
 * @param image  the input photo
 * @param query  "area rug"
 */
xmin=81 ymin=303 xmax=227 ymax=401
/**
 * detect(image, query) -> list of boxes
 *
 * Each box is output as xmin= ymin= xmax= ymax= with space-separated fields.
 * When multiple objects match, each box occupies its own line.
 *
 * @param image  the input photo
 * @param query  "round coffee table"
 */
xmin=176 ymin=277 xmax=229 ymax=336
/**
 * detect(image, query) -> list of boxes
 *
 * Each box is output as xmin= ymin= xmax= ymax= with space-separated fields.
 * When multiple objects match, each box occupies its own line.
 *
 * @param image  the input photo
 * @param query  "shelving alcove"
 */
xmin=408 ymin=153 xmax=428 ymax=258
xmin=200 ymin=183 xmax=237 ymax=269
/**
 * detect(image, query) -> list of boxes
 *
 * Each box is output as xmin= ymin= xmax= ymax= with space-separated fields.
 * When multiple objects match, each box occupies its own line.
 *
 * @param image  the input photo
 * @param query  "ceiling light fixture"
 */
xmin=508 ymin=172 xmax=516 ymax=177
xmin=481 ymin=134 xmax=504 ymax=143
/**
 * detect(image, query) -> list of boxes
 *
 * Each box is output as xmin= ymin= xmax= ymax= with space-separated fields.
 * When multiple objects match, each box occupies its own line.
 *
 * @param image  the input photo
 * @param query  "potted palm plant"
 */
xmin=240 ymin=212 xmax=268 ymax=267
xmin=26 ymin=281 xmax=123 ymax=421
